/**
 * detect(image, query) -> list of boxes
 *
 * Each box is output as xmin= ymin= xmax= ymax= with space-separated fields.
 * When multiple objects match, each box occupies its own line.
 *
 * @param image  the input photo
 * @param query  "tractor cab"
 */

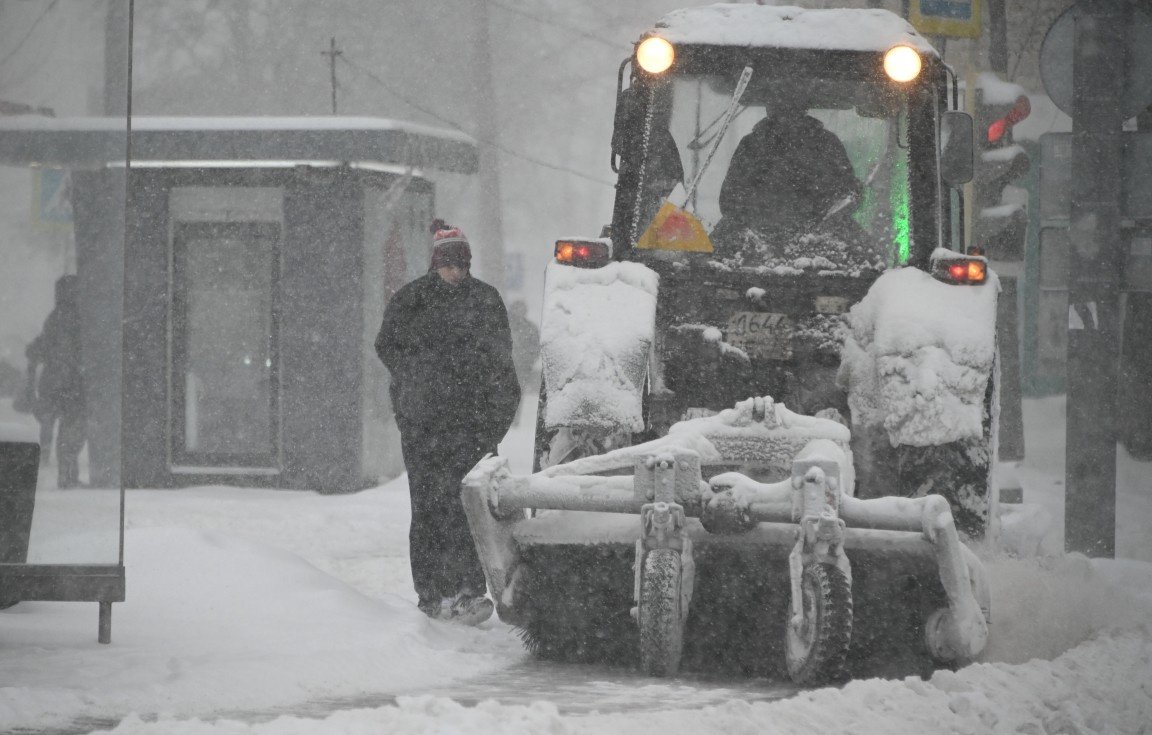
xmin=609 ymin=4 xmax=972 ymax=274
xmin=586 ymin=5 xmax=980 ymax=426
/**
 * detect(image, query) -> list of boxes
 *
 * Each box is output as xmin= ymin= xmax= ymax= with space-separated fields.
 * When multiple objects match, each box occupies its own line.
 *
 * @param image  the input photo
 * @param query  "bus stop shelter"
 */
xmin=0 ymin=116 xmax=477 ymax=641
xmin=0 ymin=116 xmax=478 ymax=492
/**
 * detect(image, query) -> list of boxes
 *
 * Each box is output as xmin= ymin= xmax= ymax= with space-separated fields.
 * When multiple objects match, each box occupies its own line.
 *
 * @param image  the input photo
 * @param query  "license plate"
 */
xmin=723 ymin=311 xmax=793 ymax=361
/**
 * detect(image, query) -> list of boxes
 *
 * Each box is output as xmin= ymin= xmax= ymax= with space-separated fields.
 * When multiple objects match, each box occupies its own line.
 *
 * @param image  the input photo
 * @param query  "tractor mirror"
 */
xmin=612 ymin=87 xmax=643 ymax=159
xmin=940 ymin=111 xmax=974 ymax=187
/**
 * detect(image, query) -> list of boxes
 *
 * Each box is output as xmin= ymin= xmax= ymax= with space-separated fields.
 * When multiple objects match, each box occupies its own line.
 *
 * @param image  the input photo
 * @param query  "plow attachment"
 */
xmin=462 ymin=400 xmax=989 ymax=683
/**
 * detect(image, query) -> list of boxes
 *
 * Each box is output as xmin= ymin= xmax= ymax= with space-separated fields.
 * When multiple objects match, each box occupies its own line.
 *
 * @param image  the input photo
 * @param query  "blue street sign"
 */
xmin=910 ymin=0 xmax=981 ymax=39
xmin=33 ymin=167 xmax=73 ymax=226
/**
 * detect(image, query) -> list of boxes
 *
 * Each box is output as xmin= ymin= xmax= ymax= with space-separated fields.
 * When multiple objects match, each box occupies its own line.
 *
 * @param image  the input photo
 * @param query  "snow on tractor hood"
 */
xmin=837 ymin=267 xmax=1000 ymax=448
xmin=651 ymin=4 xmax=938 ymax=56
xmin=541 ymin=261 xmax=659 ymax=434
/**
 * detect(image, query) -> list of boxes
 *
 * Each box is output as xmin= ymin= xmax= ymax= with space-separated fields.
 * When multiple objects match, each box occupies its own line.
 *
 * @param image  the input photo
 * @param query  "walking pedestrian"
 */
xmin=375 ymin=225 xmax=520 ymax=625
xmin=24 ymin=275 xmax=86 ymax=488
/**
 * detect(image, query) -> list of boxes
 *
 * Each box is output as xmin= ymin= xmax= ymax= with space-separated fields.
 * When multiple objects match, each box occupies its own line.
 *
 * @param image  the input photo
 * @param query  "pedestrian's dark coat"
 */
xmin=375 ymin=272 xmax=520 ymax=450
xmin=25 ymin=278 xmax=83 ymax=415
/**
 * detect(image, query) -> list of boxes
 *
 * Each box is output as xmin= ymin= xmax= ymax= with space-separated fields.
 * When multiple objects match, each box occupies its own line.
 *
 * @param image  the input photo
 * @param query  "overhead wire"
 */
xmin=0 ymin=0 xmax=62 ymax=86
xmin=338 ymin=55 xmax=614 ymax=188
xmin=488 ymin=1 xmax=626 ymax=51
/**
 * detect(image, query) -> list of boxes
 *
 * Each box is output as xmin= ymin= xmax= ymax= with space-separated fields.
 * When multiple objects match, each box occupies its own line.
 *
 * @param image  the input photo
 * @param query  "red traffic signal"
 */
xmin=987 ymin=95 xmax=1031 ymax=144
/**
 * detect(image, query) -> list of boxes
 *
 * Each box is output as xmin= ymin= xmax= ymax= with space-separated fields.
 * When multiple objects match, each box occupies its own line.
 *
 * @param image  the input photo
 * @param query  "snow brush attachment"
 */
xmin=461 ymin=400 xmax=991 ymax=682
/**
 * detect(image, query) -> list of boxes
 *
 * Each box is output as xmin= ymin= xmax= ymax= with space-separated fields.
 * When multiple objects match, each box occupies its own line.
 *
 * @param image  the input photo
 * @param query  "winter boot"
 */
xmin=417 ymin=597 xmax=445 ymax=620
xmin=445 ymin=592 xmax=494 ymax=626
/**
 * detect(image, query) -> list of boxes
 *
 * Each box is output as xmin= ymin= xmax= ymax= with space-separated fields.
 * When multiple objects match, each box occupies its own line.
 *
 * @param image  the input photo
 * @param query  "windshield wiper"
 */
xmin=680 ymin=66 xmax=754 ymax=208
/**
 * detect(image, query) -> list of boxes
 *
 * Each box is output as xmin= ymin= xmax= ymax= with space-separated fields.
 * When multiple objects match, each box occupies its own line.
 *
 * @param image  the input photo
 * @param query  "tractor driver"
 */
xmin=714 ymin=98 xmax=862 ymax=251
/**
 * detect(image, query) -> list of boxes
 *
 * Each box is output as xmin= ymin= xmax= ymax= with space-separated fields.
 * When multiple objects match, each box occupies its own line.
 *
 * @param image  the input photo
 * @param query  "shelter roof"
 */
xmin=0 ymin=116 xmax=478 ymax=173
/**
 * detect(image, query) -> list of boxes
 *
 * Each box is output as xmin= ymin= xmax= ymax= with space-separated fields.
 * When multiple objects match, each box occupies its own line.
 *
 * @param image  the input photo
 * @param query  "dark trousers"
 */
xmin=399 ymin=425 xmax=489 ymax=604
xmin=55 ymin=411 xmax=86 ymax=488
xmin=37 ymin=409 xmax=85 ymax=487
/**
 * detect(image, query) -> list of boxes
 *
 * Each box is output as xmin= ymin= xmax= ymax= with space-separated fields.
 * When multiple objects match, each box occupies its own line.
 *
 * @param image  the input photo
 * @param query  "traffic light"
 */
xmin=972 ymin=74 xmax=1031 ymax=261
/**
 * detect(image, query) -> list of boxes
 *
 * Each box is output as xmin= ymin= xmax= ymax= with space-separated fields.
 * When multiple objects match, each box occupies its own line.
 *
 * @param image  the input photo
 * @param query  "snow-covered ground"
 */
xmin=2 ymin=395 xmax=1152 ymax=734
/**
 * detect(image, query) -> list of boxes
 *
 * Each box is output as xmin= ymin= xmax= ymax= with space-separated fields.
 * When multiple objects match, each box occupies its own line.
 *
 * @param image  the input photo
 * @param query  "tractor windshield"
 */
xmin=632 ymin=68 xmax=914 ymax=272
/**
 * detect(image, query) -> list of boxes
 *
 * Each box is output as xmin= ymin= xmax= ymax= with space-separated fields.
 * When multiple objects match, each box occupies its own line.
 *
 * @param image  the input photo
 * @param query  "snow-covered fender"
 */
xmin=540 ymin=260 xmax=659 ymax=434
xmin=837 ymin=265 xmax=999 ymax=449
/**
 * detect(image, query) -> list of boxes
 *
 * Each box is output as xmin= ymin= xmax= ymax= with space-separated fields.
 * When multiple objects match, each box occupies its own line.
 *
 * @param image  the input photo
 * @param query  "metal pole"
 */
xmin=1124 ymin=105 xmax=1152 ymax=460
xmin=988 ymin=0 xmax=1009 ymax=74
xmin=470 ymin=0 xmax=507 ymax=289
xmin=1065 ymin=0 xmax=1128 ymax=557
xmin=321 ymin=38 xmax=342 ymax=115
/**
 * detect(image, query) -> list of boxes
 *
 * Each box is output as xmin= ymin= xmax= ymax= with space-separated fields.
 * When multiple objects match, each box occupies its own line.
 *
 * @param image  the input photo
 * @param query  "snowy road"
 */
xmin=3 ymin=396 xmax=1152 ymax=734
xmin=18 ymin=666 xmax=799 ymax=735
xmin=299 ymin=661 xmax=800 ymax=717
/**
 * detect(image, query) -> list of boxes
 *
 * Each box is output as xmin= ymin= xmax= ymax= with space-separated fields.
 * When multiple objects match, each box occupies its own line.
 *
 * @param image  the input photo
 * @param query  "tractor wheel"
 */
xmin=639 ymin=548 xmax=685 ymax=677
xmin=784 ymin=562 xmax=853 ymax=685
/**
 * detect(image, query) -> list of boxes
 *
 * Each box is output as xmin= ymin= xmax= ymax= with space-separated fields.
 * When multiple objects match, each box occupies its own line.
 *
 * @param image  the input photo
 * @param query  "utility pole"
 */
xmin=987 ymin=0 xmax=1009 ymax=74
xmin=469 ymin=0 xmax=507 ymax=289
xmin=321 ymin=37 xmax=342 ymax=115
xmin=1065 ymin=0 xmax=1129 ymax=557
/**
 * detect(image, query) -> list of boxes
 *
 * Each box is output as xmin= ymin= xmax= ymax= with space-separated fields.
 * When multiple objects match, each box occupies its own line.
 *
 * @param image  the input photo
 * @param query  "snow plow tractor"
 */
xmin=463 ymin=4 xmax=997 ymax=684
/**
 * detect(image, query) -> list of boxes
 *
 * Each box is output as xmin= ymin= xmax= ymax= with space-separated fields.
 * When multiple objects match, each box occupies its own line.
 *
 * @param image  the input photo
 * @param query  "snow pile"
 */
xmin=653 ymin=4 xmax=936 ymax=55
xmin=540 ymin=261 xmax=658 ymax=433
xmin=667 ymin=395 xmax=849 ymax=471
xmin=542 ymin=396 xmax=849 ymax=484
xmin=669 ymin=323 xmax=749 ymax=364
xmin=975 ymin=72 xmax=1028 ymax=106
xmin=58 ymin=624 xmax=1152 ymax=735
xmin=0 ymin=497 xmax=520 ymax=733
xmin=838 ymin=267 xmax=999 ymax=446
xmin=99 ymin=698 xmax=576 ymax=735
xmin=715 ymin=228 xmax=887 ymax=277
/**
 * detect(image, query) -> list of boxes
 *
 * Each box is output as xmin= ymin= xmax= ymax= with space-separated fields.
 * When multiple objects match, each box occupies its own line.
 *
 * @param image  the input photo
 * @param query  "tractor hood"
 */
xmin=650 ymin=4 xmax=937 ymax=56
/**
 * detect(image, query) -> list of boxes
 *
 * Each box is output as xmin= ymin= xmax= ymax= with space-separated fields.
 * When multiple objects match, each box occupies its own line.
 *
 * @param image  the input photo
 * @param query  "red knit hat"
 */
xmin=430 ymin=226 xmax=472 ymax=269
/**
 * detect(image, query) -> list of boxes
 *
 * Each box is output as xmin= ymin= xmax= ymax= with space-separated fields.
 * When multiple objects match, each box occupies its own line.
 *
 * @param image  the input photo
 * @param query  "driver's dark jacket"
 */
xmin=375 ymin=272 xmax=520 ymax=448
xmin=720 ymin=113 xmax=861 ymax=236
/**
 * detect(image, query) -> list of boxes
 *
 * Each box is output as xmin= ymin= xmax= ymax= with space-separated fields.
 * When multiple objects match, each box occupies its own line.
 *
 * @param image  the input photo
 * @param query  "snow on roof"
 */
xmin=652 ymin=4 xmax=938 ymax=55
xmin=0 ymin=116 xmax=478 ymax=173
xmin=0 ymin=115 xmax=474 ymax=145
xmin=1013 ymin=92 xmax=1071 ymax=142
xmin=975 ymin=72 xmax=1028 ymax=105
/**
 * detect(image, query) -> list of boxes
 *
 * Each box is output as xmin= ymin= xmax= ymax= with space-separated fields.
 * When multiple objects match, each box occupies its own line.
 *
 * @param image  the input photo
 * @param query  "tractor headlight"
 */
xmin=637 ymin=37 xmax=675 ymax=74
xmin=883 ymin=45 xmax=922 ymax=83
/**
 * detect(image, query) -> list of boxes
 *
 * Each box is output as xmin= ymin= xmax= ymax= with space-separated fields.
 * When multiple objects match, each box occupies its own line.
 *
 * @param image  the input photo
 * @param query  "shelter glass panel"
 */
xmin=0 ymin=0 xmax=127 ymax=575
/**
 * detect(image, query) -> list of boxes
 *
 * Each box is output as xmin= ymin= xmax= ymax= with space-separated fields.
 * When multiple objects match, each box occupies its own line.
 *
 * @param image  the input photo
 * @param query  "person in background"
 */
xmin=374 ymin=224 xmax=520 ymax=625
xmin=24 ymin=275 xmax=86 ymax=487
xmin=506 ymin=300 xmax=540 ymax=399
xmin=715 ymin=98 xmax=862 ymax=249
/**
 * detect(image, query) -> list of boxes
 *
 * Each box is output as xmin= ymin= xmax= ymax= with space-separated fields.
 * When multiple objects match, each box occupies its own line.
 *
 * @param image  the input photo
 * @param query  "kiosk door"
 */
xmin=171 ymin=221 xmax=280 ymax=472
